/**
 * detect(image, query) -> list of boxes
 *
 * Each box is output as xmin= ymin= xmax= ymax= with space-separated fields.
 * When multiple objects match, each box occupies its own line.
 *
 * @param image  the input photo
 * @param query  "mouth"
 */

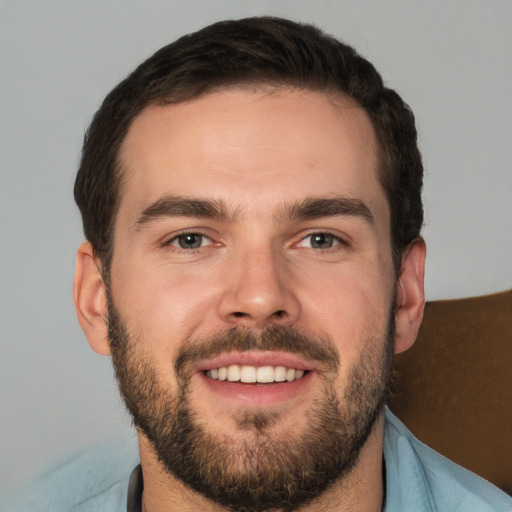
xmin=193 ymin=351 xmax=315 ymax=406
xmin=205 ymin=365 xmax=306 ymax=383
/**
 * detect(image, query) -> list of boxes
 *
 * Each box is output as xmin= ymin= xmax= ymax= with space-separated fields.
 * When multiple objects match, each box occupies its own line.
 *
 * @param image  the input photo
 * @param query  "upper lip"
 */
xmin=193 ymin=350 xmax=317 ymax=374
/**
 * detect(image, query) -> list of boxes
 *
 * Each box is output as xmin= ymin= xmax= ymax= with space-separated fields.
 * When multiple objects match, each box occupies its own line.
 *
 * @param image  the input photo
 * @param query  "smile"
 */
xmin=205 ymin=365 xmax=306 ymax=383
xmin=195 ymin=354 xmax=315 ymax=406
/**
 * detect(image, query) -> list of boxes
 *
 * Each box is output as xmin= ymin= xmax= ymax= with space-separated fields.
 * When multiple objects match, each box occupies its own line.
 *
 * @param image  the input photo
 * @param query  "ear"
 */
xmin=73 ymin=241 xmax=111 ymax=356
xmin=394 ymin=238 xmax=426 ymax=354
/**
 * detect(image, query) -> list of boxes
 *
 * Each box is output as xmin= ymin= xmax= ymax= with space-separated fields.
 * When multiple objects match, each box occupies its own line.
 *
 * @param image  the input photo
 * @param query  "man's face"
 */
xmin=108 ymin=89 xmax=399 ymax=509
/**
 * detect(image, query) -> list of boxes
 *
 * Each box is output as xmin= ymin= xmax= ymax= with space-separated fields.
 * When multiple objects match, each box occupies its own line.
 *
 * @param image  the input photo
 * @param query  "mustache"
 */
xmin=175 ymin=325 xmax=340 ymax=378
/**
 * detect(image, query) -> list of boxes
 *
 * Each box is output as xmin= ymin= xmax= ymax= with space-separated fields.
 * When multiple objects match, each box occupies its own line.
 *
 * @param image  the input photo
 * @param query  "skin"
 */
xmin=74 ymin=88 xmax=425 ymax=511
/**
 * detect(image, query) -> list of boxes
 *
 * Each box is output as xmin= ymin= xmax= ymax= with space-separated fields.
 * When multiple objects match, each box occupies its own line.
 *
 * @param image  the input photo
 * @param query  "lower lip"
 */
xmin=195 ymin=371 xmax=313 ymax=406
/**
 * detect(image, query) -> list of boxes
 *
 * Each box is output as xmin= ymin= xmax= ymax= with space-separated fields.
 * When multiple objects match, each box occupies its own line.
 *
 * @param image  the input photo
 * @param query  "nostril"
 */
xmin=228 ymin=309 xmax=288 ymax=323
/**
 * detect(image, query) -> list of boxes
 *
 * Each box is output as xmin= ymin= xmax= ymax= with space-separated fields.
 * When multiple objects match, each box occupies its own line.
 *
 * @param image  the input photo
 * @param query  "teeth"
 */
xmin=205 ymin=364 xmax=307 ymax=383
xmin=240 ymin=366 xmax=256 ymax=383
xmin=274 ymin=366 xmax=287 ymax=382
xmin=227 ymin=365 xmax=241 ymax=382
xmin=256 ymin=366 xmax=274 ymax=383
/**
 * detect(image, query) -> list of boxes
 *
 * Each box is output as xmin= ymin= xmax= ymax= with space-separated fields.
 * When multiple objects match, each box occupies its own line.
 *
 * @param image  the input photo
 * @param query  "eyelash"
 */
xmin=295 ymin=232 xmax=347 ymax=251
xmin=162 ymin=231 xmax=215 ymax=252
xmin=161 ymin=230 xmax=347 ymax=254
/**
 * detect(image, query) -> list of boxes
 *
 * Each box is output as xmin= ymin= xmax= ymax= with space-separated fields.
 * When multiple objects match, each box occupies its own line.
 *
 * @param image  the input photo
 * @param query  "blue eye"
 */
xmin=297 ymin=232 xmax=342 ymax=249
xmin=309 ymin=233 xmax=335 ymax=249
xmin=173 ymin=233 xmax=207 ymax=249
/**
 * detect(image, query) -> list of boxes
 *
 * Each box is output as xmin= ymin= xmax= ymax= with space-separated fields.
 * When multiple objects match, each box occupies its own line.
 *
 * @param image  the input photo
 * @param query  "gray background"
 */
xmin=1 ymin=0 xmax=511 ymax=496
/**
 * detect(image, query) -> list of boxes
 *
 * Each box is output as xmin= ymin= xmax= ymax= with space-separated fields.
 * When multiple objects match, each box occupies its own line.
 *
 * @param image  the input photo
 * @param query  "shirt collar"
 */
xmin=127 ymin=464 xmax=143 ymax=512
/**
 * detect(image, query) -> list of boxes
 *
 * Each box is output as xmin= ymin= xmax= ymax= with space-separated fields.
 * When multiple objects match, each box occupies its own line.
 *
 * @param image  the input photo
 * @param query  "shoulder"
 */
xmin=1 ymin=434 xmax=139 ymax=512
xmin=383 ymin=408 xmax=512 ymax=512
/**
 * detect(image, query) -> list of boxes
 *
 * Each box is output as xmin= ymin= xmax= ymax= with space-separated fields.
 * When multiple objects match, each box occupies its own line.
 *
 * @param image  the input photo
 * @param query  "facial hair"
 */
xmin=107 ymin=293 xmax=395 ymax=512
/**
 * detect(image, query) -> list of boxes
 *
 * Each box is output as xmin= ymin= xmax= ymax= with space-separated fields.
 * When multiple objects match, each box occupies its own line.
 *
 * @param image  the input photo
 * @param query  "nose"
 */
xmin=217 ymin=246 xmax=301 ymax=329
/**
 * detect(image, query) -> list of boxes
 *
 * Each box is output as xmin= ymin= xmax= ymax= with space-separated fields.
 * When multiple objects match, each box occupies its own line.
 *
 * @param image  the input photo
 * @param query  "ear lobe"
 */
xmin=73 ymin=241 xmax=111 ymax=356
xmin=394 ymin=238 xmax=426 ymax=354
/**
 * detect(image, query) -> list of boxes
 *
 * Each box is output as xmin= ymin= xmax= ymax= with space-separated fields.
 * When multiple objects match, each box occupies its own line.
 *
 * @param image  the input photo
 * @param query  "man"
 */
xmin=9 ymin=16 xmax=511 ymax=512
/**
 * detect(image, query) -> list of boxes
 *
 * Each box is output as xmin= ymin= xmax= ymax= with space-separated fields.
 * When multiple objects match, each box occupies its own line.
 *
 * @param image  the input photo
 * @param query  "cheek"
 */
xmin=298 ymin=263 xmax=393 ymax=353
xmin=111 ymin=259 xmax=222 ymax=346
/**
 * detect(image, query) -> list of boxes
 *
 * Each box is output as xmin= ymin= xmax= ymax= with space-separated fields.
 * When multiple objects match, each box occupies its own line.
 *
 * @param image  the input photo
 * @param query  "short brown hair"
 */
xmin=74 ymin=16 xmax=423 ymax=274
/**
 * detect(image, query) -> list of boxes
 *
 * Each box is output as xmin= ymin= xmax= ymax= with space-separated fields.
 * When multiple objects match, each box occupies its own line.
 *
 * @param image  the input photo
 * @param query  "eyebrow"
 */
xmin=275 ymin=196 xmax=374 ymax=225
xmin=134 ymin=194 xmax=374 ymax=229
xmin=135 ymin=196 xmax=237 ymax=229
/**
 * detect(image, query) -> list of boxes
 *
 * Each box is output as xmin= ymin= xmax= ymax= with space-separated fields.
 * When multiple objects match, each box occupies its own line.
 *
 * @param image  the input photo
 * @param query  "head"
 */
xmin=73 ymin=17 xmax=425 ymax=511
xmin=74 ymin=16 xmax=423 ymax=278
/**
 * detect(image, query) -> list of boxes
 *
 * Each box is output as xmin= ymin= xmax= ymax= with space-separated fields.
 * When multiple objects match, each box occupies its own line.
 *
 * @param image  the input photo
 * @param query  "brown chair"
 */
xmin=389 ymin=290 xmax=512 ymax=495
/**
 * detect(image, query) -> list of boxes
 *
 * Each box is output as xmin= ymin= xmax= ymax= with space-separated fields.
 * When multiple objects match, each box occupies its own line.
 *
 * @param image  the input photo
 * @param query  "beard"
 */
xmin=107 ymin=293 xmax=395 ymax=512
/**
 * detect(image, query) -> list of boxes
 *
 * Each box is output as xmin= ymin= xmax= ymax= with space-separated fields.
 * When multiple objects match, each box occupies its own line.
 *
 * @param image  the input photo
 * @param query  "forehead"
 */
xmin=117 ymin=88 xmax=386 ymax=225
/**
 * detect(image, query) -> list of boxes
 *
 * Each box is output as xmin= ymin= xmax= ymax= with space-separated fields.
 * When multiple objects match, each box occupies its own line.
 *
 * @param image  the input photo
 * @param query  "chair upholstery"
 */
xmin=389 ymin=290 xmax=512 ymax=494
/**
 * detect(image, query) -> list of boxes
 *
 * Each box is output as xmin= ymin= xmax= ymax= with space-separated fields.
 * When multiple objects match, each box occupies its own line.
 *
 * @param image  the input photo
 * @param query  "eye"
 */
xmin=298 ymin=232 xmax=342 ymax=249
xmin=169 ymin=233 xmax=211 ymax=250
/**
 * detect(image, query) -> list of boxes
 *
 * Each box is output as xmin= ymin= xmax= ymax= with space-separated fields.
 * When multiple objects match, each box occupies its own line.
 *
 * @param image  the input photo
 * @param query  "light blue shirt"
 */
xmin=383 ymin=410 xmax=511 ymax=511
xmin=3 ymin=409 xmax=511 ymax=511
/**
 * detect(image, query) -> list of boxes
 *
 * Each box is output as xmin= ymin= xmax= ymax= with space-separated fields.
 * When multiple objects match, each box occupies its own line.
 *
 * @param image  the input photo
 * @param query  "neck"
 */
xmin=138 ymin=414 xmax=385 ymax=512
